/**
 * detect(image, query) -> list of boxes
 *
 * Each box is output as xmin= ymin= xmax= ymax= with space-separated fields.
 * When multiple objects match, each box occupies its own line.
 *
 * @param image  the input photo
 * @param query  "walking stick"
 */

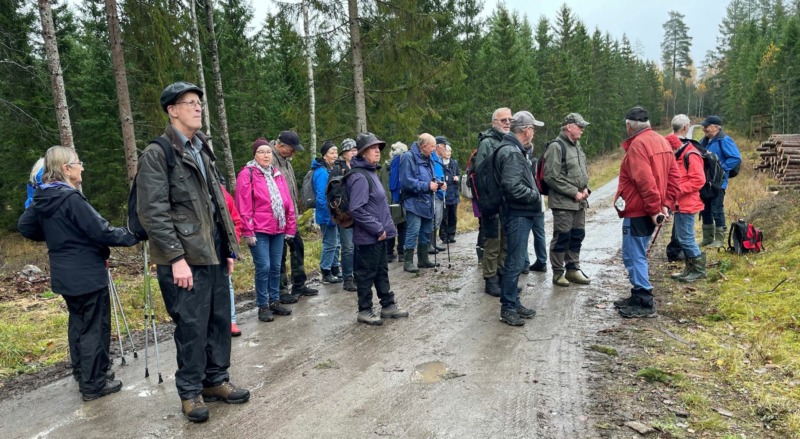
xmin=142 ymin=246 xmax=164 ymax=384
xmin=646 ymin=214 xmax=666 ymax=259
xmin=108 ymin=265 xmax=137 ymax=366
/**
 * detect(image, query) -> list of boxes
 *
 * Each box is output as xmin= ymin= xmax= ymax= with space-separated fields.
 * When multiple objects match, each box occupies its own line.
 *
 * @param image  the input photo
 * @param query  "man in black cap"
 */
xmin=271 ymin=131 xmax=320 ymax=300
xmin=137 ymin=81 xmax=249 ymax=422
xmin=429 ymin=135 xmax=450 ymax=253
xmin=543 ymin=112 xmax=592 ymax=288
xmin=698 ymin=115 xmax=742 ymax=248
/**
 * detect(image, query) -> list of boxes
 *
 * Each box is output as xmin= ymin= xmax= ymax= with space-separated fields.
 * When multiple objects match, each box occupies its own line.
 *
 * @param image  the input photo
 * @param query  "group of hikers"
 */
xmin=17 ymin=80 xmax=742 ymax=423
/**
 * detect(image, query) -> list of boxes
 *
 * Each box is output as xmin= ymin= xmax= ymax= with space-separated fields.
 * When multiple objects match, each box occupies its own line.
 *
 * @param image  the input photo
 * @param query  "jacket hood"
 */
xmin=30 ymin=184 xmax=81 ymax=218
xmin=310 ymin=157 xmax=328 ymax=170
xmin=480 ymin=127 xmax=505 ymax=142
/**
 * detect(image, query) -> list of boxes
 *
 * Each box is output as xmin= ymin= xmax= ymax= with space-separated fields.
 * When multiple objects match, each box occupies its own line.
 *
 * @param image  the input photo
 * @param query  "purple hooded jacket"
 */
xmin=346 ymin=156 xmax=397 ymax=245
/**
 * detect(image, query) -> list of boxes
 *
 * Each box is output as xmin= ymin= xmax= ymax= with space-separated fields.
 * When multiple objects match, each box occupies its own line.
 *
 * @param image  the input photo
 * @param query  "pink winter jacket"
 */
xmin=235 ymin=164 xmax=297 ymax=237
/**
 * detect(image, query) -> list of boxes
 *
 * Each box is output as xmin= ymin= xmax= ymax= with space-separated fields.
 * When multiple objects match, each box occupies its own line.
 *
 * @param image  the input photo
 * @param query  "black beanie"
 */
xmin=320 ymin=140 xmax=335 ymax=157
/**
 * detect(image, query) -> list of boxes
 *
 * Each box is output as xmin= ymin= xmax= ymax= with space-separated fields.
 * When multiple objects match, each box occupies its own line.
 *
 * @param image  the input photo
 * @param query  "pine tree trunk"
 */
xmin=38 ymin=0 xmax=74 ymax=149
xmin=204 ymin=0 xmax=235 ymax=190
xmin=303 ymin=0 xmax=317 ymax=157
xmin=190 ymin=0 xmax=212 ymax=148
xmin=104 ymin=0 xmax=137 ymax=186
xmin=348 ymin=0 xmax=367 ymax=133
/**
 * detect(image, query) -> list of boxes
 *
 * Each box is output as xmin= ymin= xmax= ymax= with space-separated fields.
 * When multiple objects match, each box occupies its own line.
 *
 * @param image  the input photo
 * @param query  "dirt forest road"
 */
xmin=0 ymin=178 xmax=632 ymax=439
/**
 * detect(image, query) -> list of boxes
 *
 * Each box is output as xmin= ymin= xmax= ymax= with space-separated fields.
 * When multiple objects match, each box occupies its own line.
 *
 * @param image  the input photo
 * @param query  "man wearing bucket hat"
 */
xmin=347 ymin=133 xmax=408 ymax=325
xmin=137 ymin=81 xmax=249 ymax=422
xmin=543 ymin=112 xmax=592 ymax=288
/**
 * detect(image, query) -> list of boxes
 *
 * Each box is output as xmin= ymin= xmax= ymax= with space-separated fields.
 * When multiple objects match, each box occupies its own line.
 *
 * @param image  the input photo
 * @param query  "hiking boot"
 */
xmin=293 ymin=285 xmax=319 ymax=296
xmin=387 ymin=252 xmax=397 ymax=262
xmin=708 ymin=226 xmax=726 ymax=248
xmin=202 ymin=381 xmax=250 ymax=404
xmin=427 ymin=241 xmax=439 ymax=254
xmin=181 ymin=395 xmax=209 ymax=423
xmin=380 ymin=304 xmax=409 ymax=319
xmin=612 ymin=295 xmax=637 ymax=309
xmin=322 ymin=269 xmax=343 ymax=284
xmin=670 ymin=259 xmax=691 ymax=280
xmin=447 ymin=236 xmax=456 ymax=243
xmin=258 ymin=306 xmax=274 ymax=322
xmin=529 ymin=261 xmax=547 ymax=272
xmin=279 ymin=292 xmax=299 ymax=304
xmin=82 ymin=379 xmax=123 ymax=401
xmin=231 ymin=322 xmax=242 ymax=337
xmin=700 ymin=224 xmax=715 ymax=246
xmin=330 ymin=266 xmax=344 ymax=281
xmin=484 ymin=275 xmax=501 ymax=297
xmin=417 ymin=244 xmax=439 ymax=268
xmin=357 ymin=309 xmax=384 ymax=325
xmin=680 ymin=253 xmax=707 ymax=283
xmin=552 ymin=272 xmax=570 ymax=287
xmin=516 ymin=305 xmax=537 ymax=319
xmin=500 ymin=309 xmax=525 ymax=326
xmin=269 ymin=301 xmax=292 ymax=316
xmin=521 ymin=265 xmax=530 ymax=274
xmin=565 ymin=269 xmax=591 ymax=284
xmin=618 ymin=303 xmax=658 ymax=318
xmin=343 ymin=277 xmax=357 ymax=291
xmin=403 ymin=249 xmax=419 ymax=273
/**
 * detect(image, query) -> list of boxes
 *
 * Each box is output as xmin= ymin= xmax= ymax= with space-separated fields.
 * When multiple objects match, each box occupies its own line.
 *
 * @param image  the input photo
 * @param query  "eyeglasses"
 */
xmin=68 ymin=161 xmax=84 ymax=167
xmin=255 ymin=150 xmax=271 ymax=156
xmin=494 ymin=118 xmax=512 ymax=124
xmin=176 ymin=100 xmax=203 ymax=109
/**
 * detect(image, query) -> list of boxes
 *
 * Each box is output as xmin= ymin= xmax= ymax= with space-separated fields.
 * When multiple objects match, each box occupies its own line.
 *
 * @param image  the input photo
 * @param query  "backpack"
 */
xmin=326 ymin=167 xmax=373 ymax=228
xmin=535 ymin=139 xmax=568 ymax=196
xmin=462 ymin=148 xmax=478 ymax=200
xmin=128 ymin=137 xmax=176 ymax=241
xmin=470 ymin=144 xmax=511 ymax=217
xmin=300 ymin=169 xmax=316 ymax=211
xmin=727 ymin=220 xmax=764 ymax=255
xmin=678 ymin=139 xmax=724 ymax=203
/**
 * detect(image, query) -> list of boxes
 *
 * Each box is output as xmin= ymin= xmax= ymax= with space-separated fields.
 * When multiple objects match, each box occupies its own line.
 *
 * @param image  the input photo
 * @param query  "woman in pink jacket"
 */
xmin=236 ymin=138 xmax=297 ymax=323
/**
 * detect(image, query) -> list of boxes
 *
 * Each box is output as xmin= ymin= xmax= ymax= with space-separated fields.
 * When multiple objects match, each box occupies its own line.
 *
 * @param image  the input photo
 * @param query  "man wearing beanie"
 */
xmin=137 ymin=81 xmax=249 ymax=422
xmin=272 ymin=131 xmax=320 ymax=300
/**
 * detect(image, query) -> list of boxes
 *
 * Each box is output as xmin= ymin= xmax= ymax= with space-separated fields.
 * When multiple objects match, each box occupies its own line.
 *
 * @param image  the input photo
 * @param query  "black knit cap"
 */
xmin=320 ymin=140 xmax=335 ymax=156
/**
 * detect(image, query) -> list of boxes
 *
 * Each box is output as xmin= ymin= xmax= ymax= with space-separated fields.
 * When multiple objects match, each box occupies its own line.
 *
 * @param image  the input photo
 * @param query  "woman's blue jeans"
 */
xmin=338 ymin=225 xmax=354 ymax=279
xmin=319 ymin=224 xmax=340 ymax=271
xmin=248 ymin=232 xmax=285 ymax=307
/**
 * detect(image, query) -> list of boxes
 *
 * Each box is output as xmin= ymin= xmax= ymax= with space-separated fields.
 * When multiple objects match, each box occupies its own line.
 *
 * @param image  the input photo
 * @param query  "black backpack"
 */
xmin=470 ymin=144 xmax=510 ymax=217
xmin=462 ymin=147 xmax=478 ymax=200
xmin=535 ymin=139 xmax=568 ymax=196
xmin=678 ymin=139 xmax=724 ymax=203
xmin=326 ymin=167 xmax=373 ymax=228
xmin=127 ymin=137 xmax=176 ymax=241
xmin=726 ymin=219 xmax=764 ymax=255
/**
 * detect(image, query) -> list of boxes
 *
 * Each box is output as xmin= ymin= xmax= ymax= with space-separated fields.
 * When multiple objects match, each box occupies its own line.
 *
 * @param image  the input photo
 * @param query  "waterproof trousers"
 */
xmin=63 ymin=286 xmax=111 ymax=396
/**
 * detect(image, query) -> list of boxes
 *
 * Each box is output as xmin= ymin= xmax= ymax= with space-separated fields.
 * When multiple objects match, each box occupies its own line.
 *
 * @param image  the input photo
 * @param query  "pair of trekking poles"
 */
xmin=107 ymin=246 xmax=163 ymax=384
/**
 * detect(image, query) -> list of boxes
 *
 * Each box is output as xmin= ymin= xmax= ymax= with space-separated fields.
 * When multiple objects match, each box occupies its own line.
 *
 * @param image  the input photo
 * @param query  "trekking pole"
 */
xmin=443 ymin=200 xmax=452 ymax=269
xmin=646 ymin=214 xmax=666 ymax=259
xmin=142 ymin=246 xmax=164 ymax=383
xmin=432 ymin=189 xmax=439 ymax=273
xmin=107 ymin=266 xmax=137 ymax=365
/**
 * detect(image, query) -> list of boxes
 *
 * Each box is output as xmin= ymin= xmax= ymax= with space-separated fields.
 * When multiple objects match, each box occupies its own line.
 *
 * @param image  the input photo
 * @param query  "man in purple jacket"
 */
xmin=346 ymin=133 xmax=410 ymax=326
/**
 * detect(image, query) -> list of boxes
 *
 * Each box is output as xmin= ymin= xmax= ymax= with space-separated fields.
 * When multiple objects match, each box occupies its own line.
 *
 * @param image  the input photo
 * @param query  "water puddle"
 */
xmin=413 ymin=361 xmax=448 ymax=383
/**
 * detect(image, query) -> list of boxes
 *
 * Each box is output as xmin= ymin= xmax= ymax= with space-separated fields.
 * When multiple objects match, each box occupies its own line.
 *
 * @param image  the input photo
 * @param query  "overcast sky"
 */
xmin=252 ymin=0 xmax=729 ymax=70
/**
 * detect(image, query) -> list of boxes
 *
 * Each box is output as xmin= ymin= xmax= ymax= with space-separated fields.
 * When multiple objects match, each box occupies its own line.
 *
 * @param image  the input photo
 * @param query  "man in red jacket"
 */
xmin=613 ymin=106 xmax=680 ymax=318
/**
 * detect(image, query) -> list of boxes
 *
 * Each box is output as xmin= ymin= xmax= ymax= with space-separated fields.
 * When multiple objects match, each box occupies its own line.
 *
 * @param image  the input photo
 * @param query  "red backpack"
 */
xmin=726 ymin=219 xmax=764 ymax=255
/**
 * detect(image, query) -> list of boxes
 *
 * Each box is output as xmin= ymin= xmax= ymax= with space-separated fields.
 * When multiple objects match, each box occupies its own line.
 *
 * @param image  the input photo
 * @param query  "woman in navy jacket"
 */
xmin=18 ymin=146 xmax=138 ymax=401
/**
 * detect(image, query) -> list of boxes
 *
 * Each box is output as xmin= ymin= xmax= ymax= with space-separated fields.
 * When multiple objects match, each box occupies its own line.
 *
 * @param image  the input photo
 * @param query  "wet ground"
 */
xmin=0 ymin=178 xmax=634 ymax=439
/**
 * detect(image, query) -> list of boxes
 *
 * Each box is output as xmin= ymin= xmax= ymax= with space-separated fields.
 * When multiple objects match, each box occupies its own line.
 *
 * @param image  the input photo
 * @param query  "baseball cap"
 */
xmin=511 ymin=111 xmax=545 ymax=129
xmin=700 ymin=115 xmax=722 ymax=127
xmin=435 ymin=136 xmax=450 ymax=146
xmin=278 ymin=131 xmax=304 ymax=152
xmin=625 ymin=106 xmax=649 ymax=122
xmin=562 ymin=112 xmax=590 ymax=127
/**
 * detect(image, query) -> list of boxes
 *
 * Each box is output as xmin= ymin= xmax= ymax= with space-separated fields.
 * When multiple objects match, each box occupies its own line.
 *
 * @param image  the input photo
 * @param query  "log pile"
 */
xmin=756 ymin=134 xmax=800 ymax=191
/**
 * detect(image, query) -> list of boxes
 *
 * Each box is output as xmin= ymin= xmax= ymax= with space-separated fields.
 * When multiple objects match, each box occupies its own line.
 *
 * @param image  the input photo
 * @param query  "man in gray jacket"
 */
xmin=137 ymin=81 xmax=249 ymax=422
xmin=543 ymin=113 xmax=592 ymax=287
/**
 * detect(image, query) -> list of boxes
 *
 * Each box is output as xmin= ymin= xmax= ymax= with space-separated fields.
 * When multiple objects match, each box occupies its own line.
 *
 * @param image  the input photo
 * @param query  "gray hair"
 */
xmin=29 ymin=158 xmax=45 ymax=185
xmin=671 ymin=114 xmax=690 ymax=132
xmin=626 ymin=119 xmax=651 ymax=132
xmin=42 ymin=146 xmax=77 ymax=185
xmin=511 ymin=124 xmax=529 ymax=134
xmin=492 ymin=107 xmax=511 ymax=120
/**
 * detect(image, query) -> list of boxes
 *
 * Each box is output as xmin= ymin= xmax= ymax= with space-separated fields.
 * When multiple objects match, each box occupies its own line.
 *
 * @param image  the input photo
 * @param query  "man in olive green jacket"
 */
xmin=542 ymin=113 xmax=592 ymax=287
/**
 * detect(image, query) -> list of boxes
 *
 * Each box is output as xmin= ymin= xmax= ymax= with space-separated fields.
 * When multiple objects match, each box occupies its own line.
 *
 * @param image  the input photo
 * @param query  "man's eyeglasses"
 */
xmin=68 ymin=161 xmax=84 ymax=167
xmin=494 ymin=118 xmax=512 ymax=124
xmin=176 ymin=100 xmax=203 ymax=109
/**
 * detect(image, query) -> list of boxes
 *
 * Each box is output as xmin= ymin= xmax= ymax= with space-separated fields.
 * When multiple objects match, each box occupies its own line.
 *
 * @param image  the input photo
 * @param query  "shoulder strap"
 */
xmin=546 ymin=138 xmax=569 ymax=175
xmin=150 ymin=137 xmax=176 ymax=168
xmin=345 ymin=167 xmax=374 ymax=190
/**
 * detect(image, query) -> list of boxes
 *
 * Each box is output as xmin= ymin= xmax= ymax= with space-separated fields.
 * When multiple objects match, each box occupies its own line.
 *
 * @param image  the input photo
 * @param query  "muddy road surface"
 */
xmin=0 ymin=179 xmax=631 ymax=439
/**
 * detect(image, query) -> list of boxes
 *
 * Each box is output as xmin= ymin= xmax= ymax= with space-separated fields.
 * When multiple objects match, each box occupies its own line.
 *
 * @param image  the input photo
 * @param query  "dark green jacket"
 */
xmin=136 ymin=124 xmax=240 ymax=265
xmin=543 ymin=133 xmax=590 ymax=211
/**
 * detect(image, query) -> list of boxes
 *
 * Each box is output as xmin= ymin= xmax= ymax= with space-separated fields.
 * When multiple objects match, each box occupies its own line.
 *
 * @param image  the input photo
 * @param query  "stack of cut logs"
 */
xmin=756 ymin=134 xmax=800 ymax=191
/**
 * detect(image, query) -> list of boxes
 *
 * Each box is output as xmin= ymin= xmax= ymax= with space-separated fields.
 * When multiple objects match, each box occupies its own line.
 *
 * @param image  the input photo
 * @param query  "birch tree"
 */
xmin=190 ymin=0 xmax=212 ymax=146
xmin=37 ymin=0 xmax=74 ymax=149
xmin=303 ymin=0 xmax=317 ymax=156
xmin=104 ymin=0 xmax=137 ymax=184
xmin=204 ymin=0 xmax=235 ymax=189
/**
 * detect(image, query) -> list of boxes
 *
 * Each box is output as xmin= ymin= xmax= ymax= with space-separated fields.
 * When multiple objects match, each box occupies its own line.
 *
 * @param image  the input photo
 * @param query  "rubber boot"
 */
xmin=680 ymin=253 xmax=707 ymax=282
xmin=708 ymin=226 xmax=726 ymax=248
xmin=700 ymin=224 xmax=715 ymax=247
xmin=403 ymin=249 xmax=419 ymax=273
xmin=670 ymin=259 xmax=690 ymax=280
xmin=433 ymin=230 xmax=445 ymax=251
xmin=417 ymin=244 xmax=439 ymax=268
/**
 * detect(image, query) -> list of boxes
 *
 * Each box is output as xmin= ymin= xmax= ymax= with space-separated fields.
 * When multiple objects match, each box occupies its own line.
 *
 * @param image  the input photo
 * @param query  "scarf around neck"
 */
xmin=249 ymin=160 xmax=286 ymax=229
